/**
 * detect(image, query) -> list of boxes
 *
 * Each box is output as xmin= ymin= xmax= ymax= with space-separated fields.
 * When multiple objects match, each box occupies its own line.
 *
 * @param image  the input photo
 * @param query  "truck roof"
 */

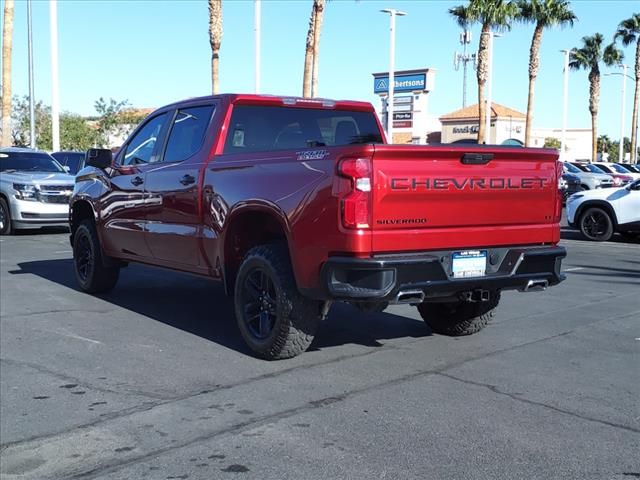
xmin=161 ymin=94 xmax=375 ymax=112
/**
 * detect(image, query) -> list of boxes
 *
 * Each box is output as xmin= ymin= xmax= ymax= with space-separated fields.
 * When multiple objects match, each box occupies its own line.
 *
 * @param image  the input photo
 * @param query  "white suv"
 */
xmin=0 ymin=148 xmax=75 ymax=235
xmin=566 ymin=179 xmax=640 ymax=241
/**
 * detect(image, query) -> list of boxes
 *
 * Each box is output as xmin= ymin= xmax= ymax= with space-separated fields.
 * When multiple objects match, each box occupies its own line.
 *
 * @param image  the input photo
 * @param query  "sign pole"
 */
xmin=388 ymin=11 xmax=395 ymax=142
xmin=381 ymin=9 xmax=406 ymax=143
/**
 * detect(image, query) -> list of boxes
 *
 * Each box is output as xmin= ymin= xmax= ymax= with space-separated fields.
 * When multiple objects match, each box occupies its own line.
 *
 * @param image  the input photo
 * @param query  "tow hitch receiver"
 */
xmin=460 ymin=289 xmax=491 ymax=303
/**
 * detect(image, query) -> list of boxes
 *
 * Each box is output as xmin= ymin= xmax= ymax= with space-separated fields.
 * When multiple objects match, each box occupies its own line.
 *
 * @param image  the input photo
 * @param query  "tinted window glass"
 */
xmin=163 ymin=105 xmax=214 ymax=163
xmin=0 ymin=151 xmax=65 ymax=173
xmin=583 ymin=164 xmax=606 ymax=174
xmin=52 ymin=152 xmax=85 ymax=174
xmin=223 ymin=105 xmax=383 ymax=154
xmin=563 ymin=162 xmax=581 ymax=174
xmin=608 ymin=163 xmax=630 ymax=174
xmin=123 ymin=113 xmax=168 ymax=166
xmin=593 ymin=163 xmax=613 ymax=173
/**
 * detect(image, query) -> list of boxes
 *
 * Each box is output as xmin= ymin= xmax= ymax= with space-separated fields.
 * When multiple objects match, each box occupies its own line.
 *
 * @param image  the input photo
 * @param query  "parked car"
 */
xmin=0 ymin=147 xmax=75 ymax=235
xmin=69 ymin=94 xmax=566 ymax=359
xmin=51 ymin=151 xmax=86 ymax=175
xmin=560 ymin=172 xmax=581 ymax=202
xmin=593 ymin=162 xmax=639 ymax=182
xmin=566 ymin=179 xmax=640 ymax=241
xmin=564 ymin=161 xmax=614 ymax=190
xmin=619 ymin=164 xmax=640 ymax=174
xmin=572 ymin=162 xmax=631 ymax=187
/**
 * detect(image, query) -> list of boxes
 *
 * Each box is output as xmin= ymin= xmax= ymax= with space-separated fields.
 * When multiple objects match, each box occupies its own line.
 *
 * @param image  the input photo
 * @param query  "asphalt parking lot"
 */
xmin=0 ymin=224 xmax=638 ymax=479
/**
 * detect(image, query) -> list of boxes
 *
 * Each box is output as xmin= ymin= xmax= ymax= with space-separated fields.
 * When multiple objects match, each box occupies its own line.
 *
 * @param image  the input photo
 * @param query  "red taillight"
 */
xmin=338 ymin=157 xmax=372 ymax=229
xmin=554 ymin=161 xmax=563 ymax=222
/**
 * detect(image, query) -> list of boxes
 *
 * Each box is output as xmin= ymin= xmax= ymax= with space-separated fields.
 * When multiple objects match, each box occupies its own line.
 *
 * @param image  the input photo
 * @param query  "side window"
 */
xmin=122 ymin=113 xmax=168 ymax=166
xmin=163 ymin=105 xmax=215 ymax=163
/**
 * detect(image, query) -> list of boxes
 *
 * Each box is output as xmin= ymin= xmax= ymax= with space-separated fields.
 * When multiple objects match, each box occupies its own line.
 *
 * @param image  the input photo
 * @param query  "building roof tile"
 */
xmin=440 ymin=103 xmax=526 ymax=121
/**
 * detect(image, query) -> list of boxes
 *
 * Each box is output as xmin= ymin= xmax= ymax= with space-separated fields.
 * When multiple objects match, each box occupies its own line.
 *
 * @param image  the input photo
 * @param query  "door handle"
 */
xmin=180 ymin=174 xmax=196 ymax=186
xmin=131 ymin=176 xmax=144 ymax=186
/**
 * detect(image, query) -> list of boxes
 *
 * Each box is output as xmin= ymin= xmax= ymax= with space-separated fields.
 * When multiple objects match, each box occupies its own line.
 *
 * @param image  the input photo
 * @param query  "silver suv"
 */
xmin=0 ymin=148 xmax=75 ymax=235
xmin=564 ymin=162 xmax=614 ymax=190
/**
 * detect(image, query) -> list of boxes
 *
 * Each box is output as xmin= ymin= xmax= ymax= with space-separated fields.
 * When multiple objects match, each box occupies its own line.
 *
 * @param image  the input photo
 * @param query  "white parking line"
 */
xmin=563 ymin=267 xmax=585 ymax=272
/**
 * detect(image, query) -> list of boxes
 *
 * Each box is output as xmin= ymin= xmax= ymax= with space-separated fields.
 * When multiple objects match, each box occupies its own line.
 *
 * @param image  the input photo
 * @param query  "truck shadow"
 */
xmin=11 ymin=259 xmax=430 ymax=357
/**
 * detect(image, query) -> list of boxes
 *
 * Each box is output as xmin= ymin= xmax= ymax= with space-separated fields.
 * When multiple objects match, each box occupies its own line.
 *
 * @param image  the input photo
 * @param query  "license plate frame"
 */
xmin=451 ymin=250 xmax=487 ymax=279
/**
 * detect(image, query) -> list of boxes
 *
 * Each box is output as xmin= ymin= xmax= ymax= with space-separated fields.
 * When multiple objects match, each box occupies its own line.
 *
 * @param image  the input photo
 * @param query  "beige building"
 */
xmin=439 ymin=103 xmax=526 ymax=145
xmin=529 ymin=127 xmax=592 ymax=161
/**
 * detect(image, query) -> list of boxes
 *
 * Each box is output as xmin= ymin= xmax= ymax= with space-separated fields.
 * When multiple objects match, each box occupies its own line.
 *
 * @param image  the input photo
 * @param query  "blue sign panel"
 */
xmin=374 ymin=73 xmax=426 ymax=94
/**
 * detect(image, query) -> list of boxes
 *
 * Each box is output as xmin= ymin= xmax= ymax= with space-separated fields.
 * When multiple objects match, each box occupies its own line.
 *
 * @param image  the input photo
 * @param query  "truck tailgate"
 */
xmin=371 ymin=145 xmax=560 ymax=252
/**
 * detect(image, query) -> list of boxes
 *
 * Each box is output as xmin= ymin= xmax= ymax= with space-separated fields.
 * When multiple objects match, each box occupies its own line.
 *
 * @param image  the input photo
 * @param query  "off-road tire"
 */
xmin=579 ymin=207 xmax=614 ymax=242
xmin=73 ymin=220 xmax=120 ymax=293
xmin=0 ymin=198 xmax=12 ymax=235
xmin=234 ymin=244 xmax=322 ymax=360
xmin=417 ymin=291 xmax=500 ymax=336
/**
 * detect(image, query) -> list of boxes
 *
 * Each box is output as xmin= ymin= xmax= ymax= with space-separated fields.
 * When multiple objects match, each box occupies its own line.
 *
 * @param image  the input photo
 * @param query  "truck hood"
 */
xmin=1 ymin=171 xmax=75 ymax=185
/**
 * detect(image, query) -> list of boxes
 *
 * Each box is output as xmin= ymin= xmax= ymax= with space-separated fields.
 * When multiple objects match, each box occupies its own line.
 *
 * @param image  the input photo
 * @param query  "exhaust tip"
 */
xmin=394 ymin=290 xmax=425 ymax=304
xmin=521 ymin=279 xmax=549 ymax=292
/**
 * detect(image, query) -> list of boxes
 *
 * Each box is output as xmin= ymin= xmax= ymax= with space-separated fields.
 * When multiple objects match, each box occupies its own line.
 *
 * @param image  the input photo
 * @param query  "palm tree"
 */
xmin=311 ymin=0 xmax=325 ymax=98
xmin=450 ymin=0 xmax=518 ymax=144
xmin=1 ymin=0 xmax=15 ymax=147
xmin=208 ymin=0 xmax=222 ymax=94
xmin=569 ymin=35 xmax=623 ymax=162
xmin=303 ymin=0 xmax=326 ymax=98
xmin=518 ymin=0 xmax=576 ymax=147
xmin=615 ymin=13 xmax=640 ymax=164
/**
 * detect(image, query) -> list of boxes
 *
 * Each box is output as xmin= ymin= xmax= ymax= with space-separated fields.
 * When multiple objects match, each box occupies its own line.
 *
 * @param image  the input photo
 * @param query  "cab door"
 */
xmin=144 ymin=104 xmax=217 ymax=269
xmin=100 ymin=112 xmax=170 ymax=259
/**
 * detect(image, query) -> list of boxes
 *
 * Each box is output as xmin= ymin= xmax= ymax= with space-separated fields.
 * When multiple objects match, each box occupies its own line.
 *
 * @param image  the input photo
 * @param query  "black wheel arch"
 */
xmin=69 ymin=199 xmax=98 ymax=244
xmin=575 ymin=200 xmax=619 ymax=229
xmin=221 ymin=206 xmax=293 ymax=296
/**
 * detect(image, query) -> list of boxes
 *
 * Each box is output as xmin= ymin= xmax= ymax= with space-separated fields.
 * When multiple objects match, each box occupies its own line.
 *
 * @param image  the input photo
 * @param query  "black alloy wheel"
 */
xmin=579 ymin=207 xmax=614 ymax=242
xmin=234 ymin=244 xmax=322 ymax=360
xmin=241 ymin=267 xmax=278 ymax=340
xmin=0 ymin=198 xmax=12 ymax=235
xmin=75 ymin=232 xmax=94 ymax=283
xmin=72 ymin=220 xmax=120 ymax=293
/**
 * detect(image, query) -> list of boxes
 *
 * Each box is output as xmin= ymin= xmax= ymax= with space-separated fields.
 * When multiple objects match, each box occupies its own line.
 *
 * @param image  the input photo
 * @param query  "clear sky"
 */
xmin=3 ymin=0 xmax=638 ymax=140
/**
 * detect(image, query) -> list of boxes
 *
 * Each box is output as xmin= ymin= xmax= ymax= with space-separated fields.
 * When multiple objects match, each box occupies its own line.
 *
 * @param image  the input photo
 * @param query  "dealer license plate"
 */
xmin=452 ymin=251 xmax=487 ymax=278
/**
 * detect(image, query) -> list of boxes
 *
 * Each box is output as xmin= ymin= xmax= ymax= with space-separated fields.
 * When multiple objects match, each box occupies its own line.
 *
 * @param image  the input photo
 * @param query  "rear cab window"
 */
xmin=223 ymin=105 xmax=383 ymax=154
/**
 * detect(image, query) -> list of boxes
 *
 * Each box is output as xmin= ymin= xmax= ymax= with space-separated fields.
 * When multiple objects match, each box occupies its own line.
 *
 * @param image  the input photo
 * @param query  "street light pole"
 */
xmin=49 ymin=0 xmax=60 ymax=152
xmin=27 ymin=0 xmax=36 ymax=149
xmin=619 ymin=64 xmax=627 ymax=163
xmin=560 ymin=49 xmax=571 ymax=161
xmin=254 ymin=0 xmax=261 ymax=94
xmin=380 ymin=8 xmax=406 ymax=143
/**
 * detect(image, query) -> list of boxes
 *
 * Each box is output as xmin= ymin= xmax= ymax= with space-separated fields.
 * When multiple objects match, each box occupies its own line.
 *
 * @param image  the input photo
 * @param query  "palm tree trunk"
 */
xmin=476 ymin=24 xmax=490 ymax=144
xmin=310 ymin=0 xmax=325 ymax=98
xmin=630 ymin=41 xmax=639 ymax=164
xmin=591 ymin=113 xmax=598 ymax=163
xmin=302 ymin=3 xmax=317 ymax=98
xmin=588 ymin=68 xmax=600 ymax=163
xmin=208 ymin=0 xmax=222 ymax=94
xmin=525 ymin=24 xmax=543 ymax=147
xmin=1 ymin=0 xmax=15 ymax=147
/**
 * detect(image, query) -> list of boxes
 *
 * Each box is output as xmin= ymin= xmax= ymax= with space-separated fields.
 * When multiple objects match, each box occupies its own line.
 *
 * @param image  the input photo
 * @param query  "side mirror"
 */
xmin=86 ymin=148 xmax=112 ymax=169
xmin=63 ymin=165 xmax=71 ymax=173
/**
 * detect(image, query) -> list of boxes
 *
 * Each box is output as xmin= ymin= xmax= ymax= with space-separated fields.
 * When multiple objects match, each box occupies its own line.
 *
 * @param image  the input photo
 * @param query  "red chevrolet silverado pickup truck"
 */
xmin=70 ymin=94 xmax=566 ymax=359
